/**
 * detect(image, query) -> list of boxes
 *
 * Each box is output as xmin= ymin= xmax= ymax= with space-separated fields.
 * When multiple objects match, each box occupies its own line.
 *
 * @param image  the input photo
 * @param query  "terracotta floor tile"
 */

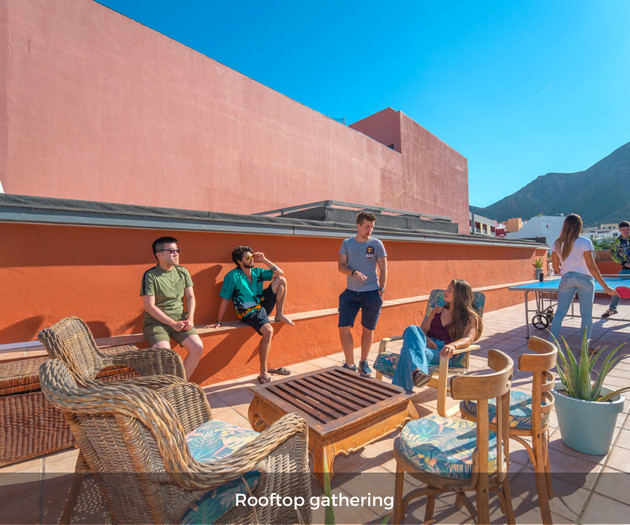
xmin=605 ymin=442 xmax=630 ymax=472
xmin=581 ymin=492 xmax=630 ymax=524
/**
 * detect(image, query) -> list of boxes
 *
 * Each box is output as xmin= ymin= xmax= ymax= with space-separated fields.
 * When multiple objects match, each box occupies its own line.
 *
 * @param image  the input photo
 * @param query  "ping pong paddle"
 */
xmin=615 ymin=286 xmax=630 ymax=299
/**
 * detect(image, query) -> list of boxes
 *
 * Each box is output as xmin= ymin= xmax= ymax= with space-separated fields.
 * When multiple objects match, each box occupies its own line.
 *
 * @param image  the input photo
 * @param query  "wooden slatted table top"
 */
xmin=249 ymin=366 xmax=412 ymax=435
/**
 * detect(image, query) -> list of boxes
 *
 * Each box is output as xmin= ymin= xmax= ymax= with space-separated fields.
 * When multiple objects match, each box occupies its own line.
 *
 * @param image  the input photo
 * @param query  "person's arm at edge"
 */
xmin=142 ymin=295 xmax=185 ymax=331
xmin=338 ymin=253 xmax=367 ymax=281
xmin=610 ymin=237 xmax=622 ymax=265
xmin=255 ymin=252 xmax=284 ymax=277
xmin=552 ymin=251 xmax=561 ymax=274
xmin=584 ymin=250 xmax=617 ymax=296
xmin=377 ymin=256 xmax=387 ymax=296
xmin=420 ymin=309 xmax=438 ymax=349
xmin=207 ymin=298 xmax=230 ymax=328
xmin=182 ymin=286 xmax=196 ymax=330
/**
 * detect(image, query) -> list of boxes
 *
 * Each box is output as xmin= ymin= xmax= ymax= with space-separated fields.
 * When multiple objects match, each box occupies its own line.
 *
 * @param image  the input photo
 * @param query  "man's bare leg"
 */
xmin=180 ymin=334 xmax=204 ymax=380
xmin=258 ymin=323 xmax=274 ymax=380
xmin=360 ymin=327 xmax=374 ymax=362
xmin=339 ymin=326 xmax=355 ymax=366
xmin=271 ymin=276 xmax=294 ymax=325
xmin=152 ymin=338 xmax=201 ymax=381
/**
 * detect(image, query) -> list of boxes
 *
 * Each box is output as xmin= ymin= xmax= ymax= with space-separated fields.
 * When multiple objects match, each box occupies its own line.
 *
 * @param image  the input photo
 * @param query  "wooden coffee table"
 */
xmin=248 ymin=366 xmax=418 ymax=486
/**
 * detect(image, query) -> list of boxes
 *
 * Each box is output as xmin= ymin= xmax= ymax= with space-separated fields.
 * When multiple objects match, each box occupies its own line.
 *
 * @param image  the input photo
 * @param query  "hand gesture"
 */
xmin=426 ymin=337 xmax=438 ymax=350
xmin=605 ymin=285 xmax=618 ymax=296
xmin=440 ymin=343 xmax=456 ymax=358
xmin=172 ymin=320 xmax=186 ymax=332
xmin=253 ymin=252 xmax=266 ymax=263
xmin=181 ymin=318 xmax=194 ymax=330
xmin=352 ymin=270 xmax=368 ymax=282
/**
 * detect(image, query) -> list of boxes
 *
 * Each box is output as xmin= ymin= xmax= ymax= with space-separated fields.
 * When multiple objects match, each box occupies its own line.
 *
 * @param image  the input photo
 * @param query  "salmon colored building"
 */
xmin=0 ymin=0 xmax=549 ymax=386
xmin=0 ymin=0 xmax=469 ymax=233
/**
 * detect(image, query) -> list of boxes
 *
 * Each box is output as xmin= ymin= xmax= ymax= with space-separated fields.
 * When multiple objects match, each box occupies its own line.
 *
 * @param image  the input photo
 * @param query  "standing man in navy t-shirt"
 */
xmin=337 ymin=211 xmax=388 ymax=376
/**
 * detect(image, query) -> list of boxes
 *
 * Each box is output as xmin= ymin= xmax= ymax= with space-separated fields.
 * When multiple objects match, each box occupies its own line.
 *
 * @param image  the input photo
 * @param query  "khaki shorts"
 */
xmin=143 ymin=315 xmax=198 ymax=347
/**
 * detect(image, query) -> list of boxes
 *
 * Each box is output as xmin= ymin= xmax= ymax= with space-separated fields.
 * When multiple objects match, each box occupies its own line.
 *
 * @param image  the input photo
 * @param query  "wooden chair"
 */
xmin=460 ymin=336 xmax=557 ymax=524
xmin=38 ymin=316 xmax=185 ymax=386
xmin=393 ymin=349 xmax=514 ymax=525
xmin=375 ymin=289 xmax=485 ymax=416
xmin=39 ymin=358 xmax=312 ymax=525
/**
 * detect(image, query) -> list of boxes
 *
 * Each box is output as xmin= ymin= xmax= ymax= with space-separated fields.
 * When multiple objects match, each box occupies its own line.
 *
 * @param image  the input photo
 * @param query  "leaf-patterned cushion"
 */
xmin=182 ymin=420 xmax=260 ymax=524
xmin=461 ymin=390 xmax=551 ymax=430
xmin=398 ymin=416 xmax=497 ymax=480
xmin=186 ymin=420 xmax=259 ymax=462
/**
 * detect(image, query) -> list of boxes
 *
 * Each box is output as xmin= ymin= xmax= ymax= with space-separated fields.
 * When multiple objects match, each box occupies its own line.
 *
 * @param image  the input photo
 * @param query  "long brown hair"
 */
xmin=448 ymin=279 xmax=482 ymax=342
xmin=554 ymin=214 xmax=583 ymax=260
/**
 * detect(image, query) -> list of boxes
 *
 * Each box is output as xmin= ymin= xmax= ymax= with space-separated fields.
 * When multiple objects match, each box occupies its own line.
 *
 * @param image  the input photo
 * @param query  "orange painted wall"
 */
xmin=1 ymin=221 xmax=545 ymax=384
xmin=1 ymin=0 xmax=469 ymax=233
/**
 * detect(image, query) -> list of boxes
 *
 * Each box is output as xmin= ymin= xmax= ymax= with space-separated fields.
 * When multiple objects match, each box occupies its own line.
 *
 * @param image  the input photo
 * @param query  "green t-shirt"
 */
xmin=219 ymin=267 xmax=273 ymax=318
xmin=140 ymin=265 xmax=193 ymax=322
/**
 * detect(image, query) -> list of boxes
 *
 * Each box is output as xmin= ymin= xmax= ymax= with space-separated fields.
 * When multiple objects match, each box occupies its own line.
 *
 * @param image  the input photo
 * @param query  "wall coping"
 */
xmin=0 ymin=193 xmax=545 ymax=248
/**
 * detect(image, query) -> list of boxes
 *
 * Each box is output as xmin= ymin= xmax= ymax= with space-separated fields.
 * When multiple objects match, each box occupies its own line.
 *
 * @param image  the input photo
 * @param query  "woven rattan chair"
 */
xmin=460 ymin=336 xmax=557 ymax=524
xmin=375 ymin=289 xmax=485 ymax=417
xmin=39 ymin=358 xmax=312 ymax=525
xmin=393 ymin=349 xmax=514 ymax=525
xmin=38 ymin=316 xmax=185 ymax=386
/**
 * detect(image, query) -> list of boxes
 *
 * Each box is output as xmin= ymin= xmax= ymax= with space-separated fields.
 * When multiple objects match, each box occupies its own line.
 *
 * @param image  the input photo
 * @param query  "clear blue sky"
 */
xmin=97 ymin=0 xmax=630 ymax=208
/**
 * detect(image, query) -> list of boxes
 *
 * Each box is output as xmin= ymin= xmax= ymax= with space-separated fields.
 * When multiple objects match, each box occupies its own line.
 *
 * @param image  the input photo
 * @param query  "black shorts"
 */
xmin=242 ymin=286 xmax=276 ymax=334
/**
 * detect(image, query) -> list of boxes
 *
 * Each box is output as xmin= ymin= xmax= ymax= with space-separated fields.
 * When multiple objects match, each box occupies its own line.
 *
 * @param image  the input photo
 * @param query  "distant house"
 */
xmin=469 ymin=211 xmax=497 ymax=236
xmin=583 ymin=225 xmax=620 ymax=241
xmin=505 ymin=218 xmax=523 ymax=233
xmin=505 ymin=215 xmax=565 ymax=248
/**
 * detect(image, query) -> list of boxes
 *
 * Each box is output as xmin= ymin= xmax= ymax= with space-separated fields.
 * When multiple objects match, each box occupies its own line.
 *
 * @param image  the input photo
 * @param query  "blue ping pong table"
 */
xmin=509 ymin=276 xmax=630 ymax=338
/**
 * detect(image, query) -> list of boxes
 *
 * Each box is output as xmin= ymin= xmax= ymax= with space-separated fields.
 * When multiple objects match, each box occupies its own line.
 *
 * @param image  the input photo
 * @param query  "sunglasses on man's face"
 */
xmin=160 ymin=249 xmax=180 ymax=255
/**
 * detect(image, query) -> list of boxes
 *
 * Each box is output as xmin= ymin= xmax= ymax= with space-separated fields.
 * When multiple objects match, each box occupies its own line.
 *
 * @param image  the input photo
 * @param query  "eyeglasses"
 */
xmin=245 ymin=254 xmax=254 ymax=260
xmin=159 ymin=249 xmax=180 ymax=255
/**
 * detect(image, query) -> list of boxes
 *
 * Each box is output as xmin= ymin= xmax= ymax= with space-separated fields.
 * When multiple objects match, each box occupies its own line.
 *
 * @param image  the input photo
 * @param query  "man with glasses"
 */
xmin=602 ymin=220 xmax=630 ymax=318
xmin=141 ymin=236 xmax=203 ymax=379
xmin=209 ymin=246 xmax=293 ymax=384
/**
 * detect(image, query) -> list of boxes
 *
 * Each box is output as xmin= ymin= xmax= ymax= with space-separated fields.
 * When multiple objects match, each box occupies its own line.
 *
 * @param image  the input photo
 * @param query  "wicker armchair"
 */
xmin=38 ymin=316 xmax=185 ymax=386
xmin=39 ymin=358 xmax=312 ymax=525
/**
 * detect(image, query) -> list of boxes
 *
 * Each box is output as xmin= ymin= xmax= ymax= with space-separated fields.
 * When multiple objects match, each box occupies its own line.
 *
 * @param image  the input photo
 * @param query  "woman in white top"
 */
xmin=550 ymin=214 xmax=616 ymax=346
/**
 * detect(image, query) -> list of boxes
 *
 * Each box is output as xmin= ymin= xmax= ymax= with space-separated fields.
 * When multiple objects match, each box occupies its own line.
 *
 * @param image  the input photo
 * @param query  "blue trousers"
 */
xmin=549 ymin=271 xmax=595 ymax=343
xmin=608 ymin=268 xmax=630 ymax=310
xmin=392 ymin=325 xmax=443 ymax=392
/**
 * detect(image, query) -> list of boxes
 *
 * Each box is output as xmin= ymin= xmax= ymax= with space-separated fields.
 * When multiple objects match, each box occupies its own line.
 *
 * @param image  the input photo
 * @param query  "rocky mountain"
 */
xmin=471 ymin=140 xmax=630 ymax=227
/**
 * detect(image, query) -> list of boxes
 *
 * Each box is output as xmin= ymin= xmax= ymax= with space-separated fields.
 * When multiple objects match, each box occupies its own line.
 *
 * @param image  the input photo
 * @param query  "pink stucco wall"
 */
xmin=0 ymin=0 xmax=469 ymax=233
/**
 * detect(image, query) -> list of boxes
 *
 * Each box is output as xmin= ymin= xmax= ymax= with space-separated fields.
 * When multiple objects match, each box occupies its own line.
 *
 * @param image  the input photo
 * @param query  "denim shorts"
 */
xmin=338 ymin=289 xmax=383 ymax=330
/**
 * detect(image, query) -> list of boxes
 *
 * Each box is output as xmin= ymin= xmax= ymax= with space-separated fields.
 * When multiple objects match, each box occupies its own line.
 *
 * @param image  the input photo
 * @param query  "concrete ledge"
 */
xmin=0 ymin=279 xmax=535 ymax=361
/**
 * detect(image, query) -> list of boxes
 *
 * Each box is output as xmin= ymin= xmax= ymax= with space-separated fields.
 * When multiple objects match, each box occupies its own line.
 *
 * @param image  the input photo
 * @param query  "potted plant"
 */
xmin=533 ymin=257 xmax=545 ymax=280
xmin=552 ymin=333 xmax=628 ymax=455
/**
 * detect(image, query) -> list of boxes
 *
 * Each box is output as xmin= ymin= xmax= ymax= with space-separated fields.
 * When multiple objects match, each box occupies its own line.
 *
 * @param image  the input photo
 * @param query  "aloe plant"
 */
xmin=533 ymin=257 xmax=544 ymax=269
xmin=554 ymin=330 xmax=629 ymax=402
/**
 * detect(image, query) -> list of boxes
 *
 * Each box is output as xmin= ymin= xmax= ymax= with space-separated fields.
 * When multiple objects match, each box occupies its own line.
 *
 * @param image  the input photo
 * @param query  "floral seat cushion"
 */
xmin=373 ymin=351 xmax=467 ymax=378
xmin=461 ymin=390 xmax=551 ymax=430
xmin=182 ymin=420 xmax=260 ymax=524
xmin=398 ymin=416 xmax=498 ymax=480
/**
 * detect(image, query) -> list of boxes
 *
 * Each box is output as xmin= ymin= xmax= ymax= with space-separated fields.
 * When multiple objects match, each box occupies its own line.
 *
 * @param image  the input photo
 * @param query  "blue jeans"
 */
xmin=392 ymin=325 xmax=442 ymax=392
xmin=550 ymin=272 xmax=595 ymax=343
xmin=609 ymin=268 xmax=630 ymax=310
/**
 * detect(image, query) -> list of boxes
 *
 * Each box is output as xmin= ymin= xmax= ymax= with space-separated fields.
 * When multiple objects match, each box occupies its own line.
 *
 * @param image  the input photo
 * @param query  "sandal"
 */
xmin=412 ymin=369 xmax=431 ymax=388
xmin=268 ymin=367 xmax=291 ymax=376
xmin=257 ymin=376 xmax=271 ymax=384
